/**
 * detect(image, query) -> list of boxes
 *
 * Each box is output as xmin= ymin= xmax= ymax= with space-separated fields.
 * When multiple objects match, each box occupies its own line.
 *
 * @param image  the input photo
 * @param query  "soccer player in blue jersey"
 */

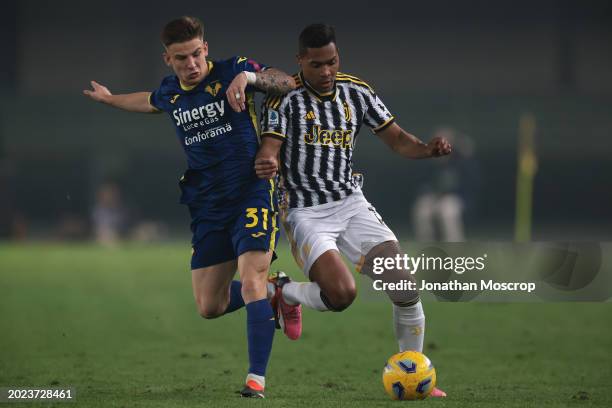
xmin=83 ymin=16 xmax=297 ymax=398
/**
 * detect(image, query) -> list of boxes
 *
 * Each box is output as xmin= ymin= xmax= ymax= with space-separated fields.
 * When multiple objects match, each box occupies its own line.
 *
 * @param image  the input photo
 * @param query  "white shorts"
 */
xmin=281 ymin=191 xmax=397 ymax=277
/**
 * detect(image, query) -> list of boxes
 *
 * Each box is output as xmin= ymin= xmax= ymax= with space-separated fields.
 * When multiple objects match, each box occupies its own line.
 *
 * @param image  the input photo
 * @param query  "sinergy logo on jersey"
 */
xmin=173 ymin=100 xmax=225 ymax=130
xmin=172 ymin=100 xmax=233 ymax=146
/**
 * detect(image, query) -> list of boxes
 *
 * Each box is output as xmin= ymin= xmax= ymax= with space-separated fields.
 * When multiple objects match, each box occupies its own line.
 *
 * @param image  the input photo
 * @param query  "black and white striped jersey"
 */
xmin=261 ymin=71 xmax=395 ymax=208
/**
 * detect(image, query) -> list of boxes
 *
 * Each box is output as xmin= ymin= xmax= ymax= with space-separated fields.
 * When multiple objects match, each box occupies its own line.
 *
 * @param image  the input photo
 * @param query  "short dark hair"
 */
xmin=298 ymin=24 xmax=336 ymax=55
xmin=161 ymin=16 xmax=204 ymax=47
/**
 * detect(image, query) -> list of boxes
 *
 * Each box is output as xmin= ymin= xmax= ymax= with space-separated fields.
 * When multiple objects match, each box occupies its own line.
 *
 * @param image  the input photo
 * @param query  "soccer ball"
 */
xmin=382 ymin=351 xmax=436 ymax=400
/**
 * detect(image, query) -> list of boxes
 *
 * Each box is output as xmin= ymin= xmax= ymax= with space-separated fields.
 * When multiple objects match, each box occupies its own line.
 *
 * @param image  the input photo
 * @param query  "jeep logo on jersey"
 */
xmin=205 ymin=82 xmax=222 ymax=97
xmin=172 ymin=100 xmax=225 ymax=127
xmin=304 ymin=125 xmax=352 ymax=149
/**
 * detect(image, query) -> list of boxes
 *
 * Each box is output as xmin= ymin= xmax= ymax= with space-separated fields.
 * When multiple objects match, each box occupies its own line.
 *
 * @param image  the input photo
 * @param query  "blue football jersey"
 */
xmin=150 ymin=56 xmax=268 ymax=212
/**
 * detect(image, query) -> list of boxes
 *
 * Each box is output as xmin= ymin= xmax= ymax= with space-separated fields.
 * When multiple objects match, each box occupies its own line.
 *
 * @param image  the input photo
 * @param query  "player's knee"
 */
xmin=335 ymin=286 xmax=357 ymax=310
xmin=362 ymin=240 xmax=401 ymax=276
xmin=240 ymin=277 xmax=266 ymax=299
xmin=196 ymin=299 xmax=226 ymax=319
xmin=323 ymin=284 xmax=357 ymax=312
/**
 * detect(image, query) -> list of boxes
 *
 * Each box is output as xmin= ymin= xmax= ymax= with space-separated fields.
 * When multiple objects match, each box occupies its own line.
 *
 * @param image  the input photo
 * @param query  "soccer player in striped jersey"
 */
xmin=255 ymin=24 xmax=451 ymax=397
xmin=83 ymin=16 xmax=297 ymax=398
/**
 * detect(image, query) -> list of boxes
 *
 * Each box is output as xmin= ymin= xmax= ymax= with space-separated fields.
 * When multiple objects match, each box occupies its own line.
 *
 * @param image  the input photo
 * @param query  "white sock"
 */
xmin=246 ymin=373 xmax=265 ymax=389
xmin=393 ymin=301 xmax=425 ymax=352
xmin=282 ymin=281 xmax=329 ymax=311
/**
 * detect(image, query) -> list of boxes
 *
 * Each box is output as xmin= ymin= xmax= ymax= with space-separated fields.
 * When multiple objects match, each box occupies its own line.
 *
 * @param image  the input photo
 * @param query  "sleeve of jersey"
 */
xmin=363 ymin=89 xmax=395 ymax=133
xmin=260 ymin=95 xmax=288 ymax=142
xmin=148 ymin=87 xmax=165 ymax=113
xmin=234 ymin=56 xmax=267 ymax=73
xmin=233 ymin=56 xmax=268 ymax=94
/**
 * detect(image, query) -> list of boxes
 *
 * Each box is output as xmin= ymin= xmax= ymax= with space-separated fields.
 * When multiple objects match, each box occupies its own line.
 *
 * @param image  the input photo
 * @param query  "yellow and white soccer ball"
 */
xmin=382 ymin=351 xmax=436 ymax=400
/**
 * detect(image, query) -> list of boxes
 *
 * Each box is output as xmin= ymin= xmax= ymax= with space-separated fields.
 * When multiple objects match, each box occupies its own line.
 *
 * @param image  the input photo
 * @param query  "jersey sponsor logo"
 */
xmin=268 ymin=109 xmax=279 ymax=126
xmin=170 ymin=94 xmax=180 ymax=104
xmin=204 ymin=81 xmax=222 ymax=97
xmin=184 ymin=123 xmax=233 ymax=146
xmin=304 ymin=125 xmax=353 ymax=149
xmin=304 ymin=110 xmax=316 ymax=121
xmin=172 ymin=100 xmax=226 ymax=128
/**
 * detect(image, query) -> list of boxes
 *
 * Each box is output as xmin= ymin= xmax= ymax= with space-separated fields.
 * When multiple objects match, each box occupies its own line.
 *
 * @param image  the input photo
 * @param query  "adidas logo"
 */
xmin=304 ymin=111 xmax=316 ymax=120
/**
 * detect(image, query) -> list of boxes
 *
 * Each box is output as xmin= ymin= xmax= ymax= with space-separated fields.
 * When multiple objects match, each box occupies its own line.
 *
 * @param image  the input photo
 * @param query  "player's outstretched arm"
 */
xmin=254 ymin=136 xmax=283 ymax=179
xmin=227 ymin=69 xmax=296 ymax=112
xmin=83 ymin=81 xmax=157 ymax=113
xmin=377 ymin=123 xmax=452 ymax=159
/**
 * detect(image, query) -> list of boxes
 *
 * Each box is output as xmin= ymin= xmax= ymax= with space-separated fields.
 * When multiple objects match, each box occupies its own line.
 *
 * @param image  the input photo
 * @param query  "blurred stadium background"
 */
xmin=2 ymin=1 xmax=612 ymax=406
xmin=1 ymin=0 xmax=611 ymax=242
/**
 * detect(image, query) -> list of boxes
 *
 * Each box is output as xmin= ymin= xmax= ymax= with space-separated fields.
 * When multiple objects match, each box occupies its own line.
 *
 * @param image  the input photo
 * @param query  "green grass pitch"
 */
xmin=1 ymin=243 xmax=611 ymax=407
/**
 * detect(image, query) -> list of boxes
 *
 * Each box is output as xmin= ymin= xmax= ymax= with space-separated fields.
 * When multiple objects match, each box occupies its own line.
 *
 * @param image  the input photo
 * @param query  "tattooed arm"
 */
xmin=254 ymin=68 xmax=296 ymax=95
xmin=227 ymin=69 xmax=296 ymax=112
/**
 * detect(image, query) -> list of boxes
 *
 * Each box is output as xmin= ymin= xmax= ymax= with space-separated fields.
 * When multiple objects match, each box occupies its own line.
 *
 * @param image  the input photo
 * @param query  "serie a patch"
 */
xmin=268 ymin=109 xmax=279 ymax=126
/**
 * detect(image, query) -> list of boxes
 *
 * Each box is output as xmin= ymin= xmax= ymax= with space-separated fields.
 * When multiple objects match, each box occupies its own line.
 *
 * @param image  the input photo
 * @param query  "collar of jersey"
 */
xmin=179 ymin=61 xmax=215 ymax=91
xmin=299 ymin=71 xmax=337 ymax=102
